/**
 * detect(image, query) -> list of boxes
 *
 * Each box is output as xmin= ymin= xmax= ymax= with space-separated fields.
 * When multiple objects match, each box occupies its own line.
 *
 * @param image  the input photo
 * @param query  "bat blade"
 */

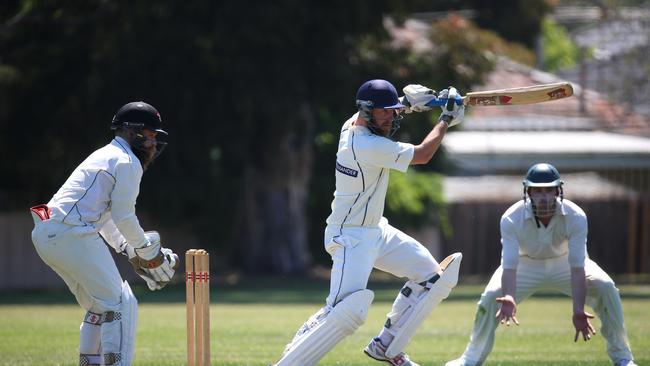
xmin=424 ymin=82 xmax=574 ymax=108
xmin=463 ymin=82 xmax=573 ymax=106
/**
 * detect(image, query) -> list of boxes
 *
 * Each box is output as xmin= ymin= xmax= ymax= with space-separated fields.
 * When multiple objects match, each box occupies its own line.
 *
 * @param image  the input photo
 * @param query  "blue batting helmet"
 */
xmin=356 ymin=79 xmax=405 ymax=111
xmin=355 ymin=79 xmax=405 ymax=138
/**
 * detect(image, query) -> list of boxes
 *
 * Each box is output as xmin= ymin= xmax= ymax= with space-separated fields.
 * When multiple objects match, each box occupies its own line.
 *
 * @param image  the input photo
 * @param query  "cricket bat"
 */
xmin=425 ymin=82 xmax=574 ymax=107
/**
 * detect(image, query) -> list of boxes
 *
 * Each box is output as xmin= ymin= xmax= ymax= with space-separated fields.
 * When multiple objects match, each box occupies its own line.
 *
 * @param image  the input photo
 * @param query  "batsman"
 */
xmin=29 ymin=102 xmax=180 ymax=366
xmin=272 ymin=79 xmax=464 ymax=366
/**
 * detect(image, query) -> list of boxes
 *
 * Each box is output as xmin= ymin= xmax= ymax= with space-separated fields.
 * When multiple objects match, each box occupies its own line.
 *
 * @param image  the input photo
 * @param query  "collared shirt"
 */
xmin=500 ymin=198 xmax=588 ymax=269
xmin=47 ymin=136 xmax=148 ymax=249
xmin=325 ymin=113 xmax=415 ymax=229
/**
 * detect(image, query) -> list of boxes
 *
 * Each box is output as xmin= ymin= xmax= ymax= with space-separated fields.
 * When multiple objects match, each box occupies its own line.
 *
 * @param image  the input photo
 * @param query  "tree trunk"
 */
xmin=234 ymin=102 xmax=314 ymax=274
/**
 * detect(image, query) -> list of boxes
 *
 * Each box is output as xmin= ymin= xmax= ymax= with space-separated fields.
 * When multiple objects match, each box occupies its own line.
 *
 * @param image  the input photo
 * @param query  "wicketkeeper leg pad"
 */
xmin=384 ymin=252 xmax=462 ymax=358
xmin=79 ymin=319 xmax=102 ymax=366
xmin=98 ymin=281 xmax=138 ymax=366
xmin=274 ymin=289 xmax=374 ymax=366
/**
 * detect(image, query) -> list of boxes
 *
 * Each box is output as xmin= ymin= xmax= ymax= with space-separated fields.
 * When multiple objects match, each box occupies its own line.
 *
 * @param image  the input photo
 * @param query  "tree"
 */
xmin=0 ymin=1 xmax=412 ymax=274
xmin=467 ymin=0 xmax=553 ymax=48
xmin=1 ymin=1 xmax=545 ymax=274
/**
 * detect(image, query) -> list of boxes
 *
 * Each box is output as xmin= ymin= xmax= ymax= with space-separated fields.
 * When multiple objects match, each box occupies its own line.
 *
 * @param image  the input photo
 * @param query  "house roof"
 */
xmin=444 ymin=131 xmax=650 ymax=172
xmin=462 ymin=58 xmax=650 ymax=136
xmin=392 ymin=10 xmax=650 ymax=131
xmin=445 ymin=57 xmax=650 ymax=173
xmin=556 ymin=18 xmax=650 ymax=121
xmin=443 ymin=172 xmax=637 ymax=203
xmin=387 ymin=14 xmax=650 ymax=176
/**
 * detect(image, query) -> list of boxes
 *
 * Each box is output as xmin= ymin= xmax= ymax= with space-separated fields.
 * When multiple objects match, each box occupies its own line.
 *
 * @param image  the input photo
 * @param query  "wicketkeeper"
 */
xmin=30 ymin=101 xmax=180 ymax=366
xmin=271 ymin=79 xmax=465 ymax=366
xmin=446 ymin=163 xmax=637 ymax=366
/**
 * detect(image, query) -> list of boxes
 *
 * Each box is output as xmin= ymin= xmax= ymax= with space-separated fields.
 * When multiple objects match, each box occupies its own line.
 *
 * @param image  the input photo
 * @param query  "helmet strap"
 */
xmin=357 ymin=100 xmax=402 ymax=138
xmin=366 ymin=116 xmax=402 ymax=138
xmin=366 ymin=119 xmax=384 ymax=136
xmin=116 ymin=127 xmax=165 ymax=170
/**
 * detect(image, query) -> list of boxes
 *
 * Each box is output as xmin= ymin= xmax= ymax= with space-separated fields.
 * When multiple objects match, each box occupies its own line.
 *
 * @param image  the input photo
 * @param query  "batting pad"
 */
xmin=275 ymin=289 xmax=374 ymax=366
xmin=385 ymin=252 xmax=462 ymax=358
xmin=100 ymin=281 xmax=138 ymax=365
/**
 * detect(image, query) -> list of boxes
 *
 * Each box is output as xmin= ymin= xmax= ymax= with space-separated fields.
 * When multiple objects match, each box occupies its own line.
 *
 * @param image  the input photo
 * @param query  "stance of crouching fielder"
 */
xmin=272 ymin=80 xmax=464 ymax=366
xmin=30 ymin=102 xmax=179 ymax=366
xmin=446 ymin=163 xmax=637 ymax=366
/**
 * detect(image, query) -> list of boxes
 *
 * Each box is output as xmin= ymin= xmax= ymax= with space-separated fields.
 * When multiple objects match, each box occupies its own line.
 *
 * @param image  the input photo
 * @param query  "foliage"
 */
xmin=0 ymin=0 xmax=413 ymax=273
xmin=1 ymin=1 xmax=554 ymax=273
xmin=541 ymin=17 xmax=580 ymax=71
xmin=467 ymin=0 xmax=554 ymax=48
xmin=386 ymin=170 xmax=452 ymax=238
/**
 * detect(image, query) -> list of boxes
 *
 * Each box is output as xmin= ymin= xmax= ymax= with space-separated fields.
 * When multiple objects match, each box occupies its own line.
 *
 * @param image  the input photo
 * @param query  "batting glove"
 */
xmin=401 ymin=84 xmax=437 ymax=113
xmin=438 ymin=86 xmax=465 ymax=127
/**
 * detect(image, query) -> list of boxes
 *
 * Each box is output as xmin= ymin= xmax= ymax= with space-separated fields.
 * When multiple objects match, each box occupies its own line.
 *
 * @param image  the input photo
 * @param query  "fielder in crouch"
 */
xmin=30 ymin=102 xmax=179 ymax=366
xmin=272 ymin=79 xmax=464 ymax=366
xmin=446 ymin=163 xmax=637 ymax=366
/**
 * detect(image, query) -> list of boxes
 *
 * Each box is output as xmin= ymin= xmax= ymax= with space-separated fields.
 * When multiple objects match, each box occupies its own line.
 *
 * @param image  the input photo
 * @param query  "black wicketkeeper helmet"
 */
xmin=111 ymin=101 xmax=167 ymax=135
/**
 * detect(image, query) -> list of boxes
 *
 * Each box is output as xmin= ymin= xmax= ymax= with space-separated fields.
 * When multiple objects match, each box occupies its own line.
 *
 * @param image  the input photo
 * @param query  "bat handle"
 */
xmin=440 ymin=115 xmax=453 ymax=124
xmin=425 ymin=95 xmax=463 ymax=107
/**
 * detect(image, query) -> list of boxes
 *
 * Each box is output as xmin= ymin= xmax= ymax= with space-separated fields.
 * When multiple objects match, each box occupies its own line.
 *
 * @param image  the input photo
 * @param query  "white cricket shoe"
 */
xmin=615 ymin=360 xmax=638 ymax=366
xmin=445 ymin=356 xmax=479 ymax=366
xmin=364 ymin=338 xmax=420 ymax=366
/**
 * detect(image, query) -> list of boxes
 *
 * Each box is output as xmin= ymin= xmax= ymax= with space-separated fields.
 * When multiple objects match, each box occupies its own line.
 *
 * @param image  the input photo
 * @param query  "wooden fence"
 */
xmin=0 ymin=212 xmax=137 ymax=290
xmin=1 ymin=197 xmax=648 ymax=289
xmin=441 ymin=197 xmax=650 ymax=276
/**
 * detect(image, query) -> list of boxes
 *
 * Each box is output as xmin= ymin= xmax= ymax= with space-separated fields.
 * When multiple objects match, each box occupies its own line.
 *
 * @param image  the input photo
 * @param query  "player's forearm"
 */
xmin=99 ymin=218 xmax=128 ymax=252
xmin=501 ymin=268 xmax=517 ymax=298
xmin=113 ymin=213 xmax=148 ymax=249
xmin=411 ymin=121 xmax=447 ymax=165
xmin=571 ymin=267 xmax=587 ymax=313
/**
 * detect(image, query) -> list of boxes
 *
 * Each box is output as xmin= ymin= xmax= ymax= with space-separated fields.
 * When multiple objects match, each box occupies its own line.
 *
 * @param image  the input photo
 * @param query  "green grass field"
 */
xmin=1 ymin=279 xmax=648 ymax=366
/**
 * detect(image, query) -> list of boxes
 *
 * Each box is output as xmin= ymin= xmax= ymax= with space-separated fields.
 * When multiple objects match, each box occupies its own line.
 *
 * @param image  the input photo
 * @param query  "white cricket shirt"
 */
xmin=47 ymin=136 xmax=148 ymax=249
xmin=500 ymin=198 xmax=588 ymax=269
xmin=325 ymin=113 xmax=415 ymax=229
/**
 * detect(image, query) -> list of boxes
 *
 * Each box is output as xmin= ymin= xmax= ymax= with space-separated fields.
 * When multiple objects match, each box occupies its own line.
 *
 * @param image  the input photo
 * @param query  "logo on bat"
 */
xmin=468 ymin=95 xmax=513 ymax=105
xmin=547 ymin=88 xmax=568 ymax=99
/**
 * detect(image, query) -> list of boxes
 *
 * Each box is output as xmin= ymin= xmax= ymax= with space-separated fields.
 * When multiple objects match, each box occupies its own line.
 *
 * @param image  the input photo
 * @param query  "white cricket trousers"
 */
xmin=460 ymin=255 xmax=633 ymax=364
xmin=31 ymin=218 xmax=123 ymax=314
xmin=324 ymin=218 xmax=440 ymax=307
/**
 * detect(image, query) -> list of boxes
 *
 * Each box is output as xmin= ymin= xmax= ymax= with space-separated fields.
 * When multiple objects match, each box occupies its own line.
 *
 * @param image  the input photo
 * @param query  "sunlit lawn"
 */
xmin=0 ymin=281 xmax=648 ymax=366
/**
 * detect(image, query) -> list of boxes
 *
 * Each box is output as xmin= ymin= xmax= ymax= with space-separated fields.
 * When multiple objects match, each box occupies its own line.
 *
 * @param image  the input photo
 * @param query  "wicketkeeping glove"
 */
xmin=401 ymin=84 xmax=437 ymax=113
xmin=133 ymin=231 xmax=163 ymax=264
xmin=122 ymin=243 xmax=162 ymax=290
xmin=122 ymin=232 xmax=180 ymax=291
xmin=142 ymin=247 xmax=179 ymax=285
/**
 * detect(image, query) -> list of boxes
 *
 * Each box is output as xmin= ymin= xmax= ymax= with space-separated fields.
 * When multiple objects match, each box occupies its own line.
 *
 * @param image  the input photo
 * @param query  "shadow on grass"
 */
xmin=2 ymin=276 xmax=649 ymax=304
